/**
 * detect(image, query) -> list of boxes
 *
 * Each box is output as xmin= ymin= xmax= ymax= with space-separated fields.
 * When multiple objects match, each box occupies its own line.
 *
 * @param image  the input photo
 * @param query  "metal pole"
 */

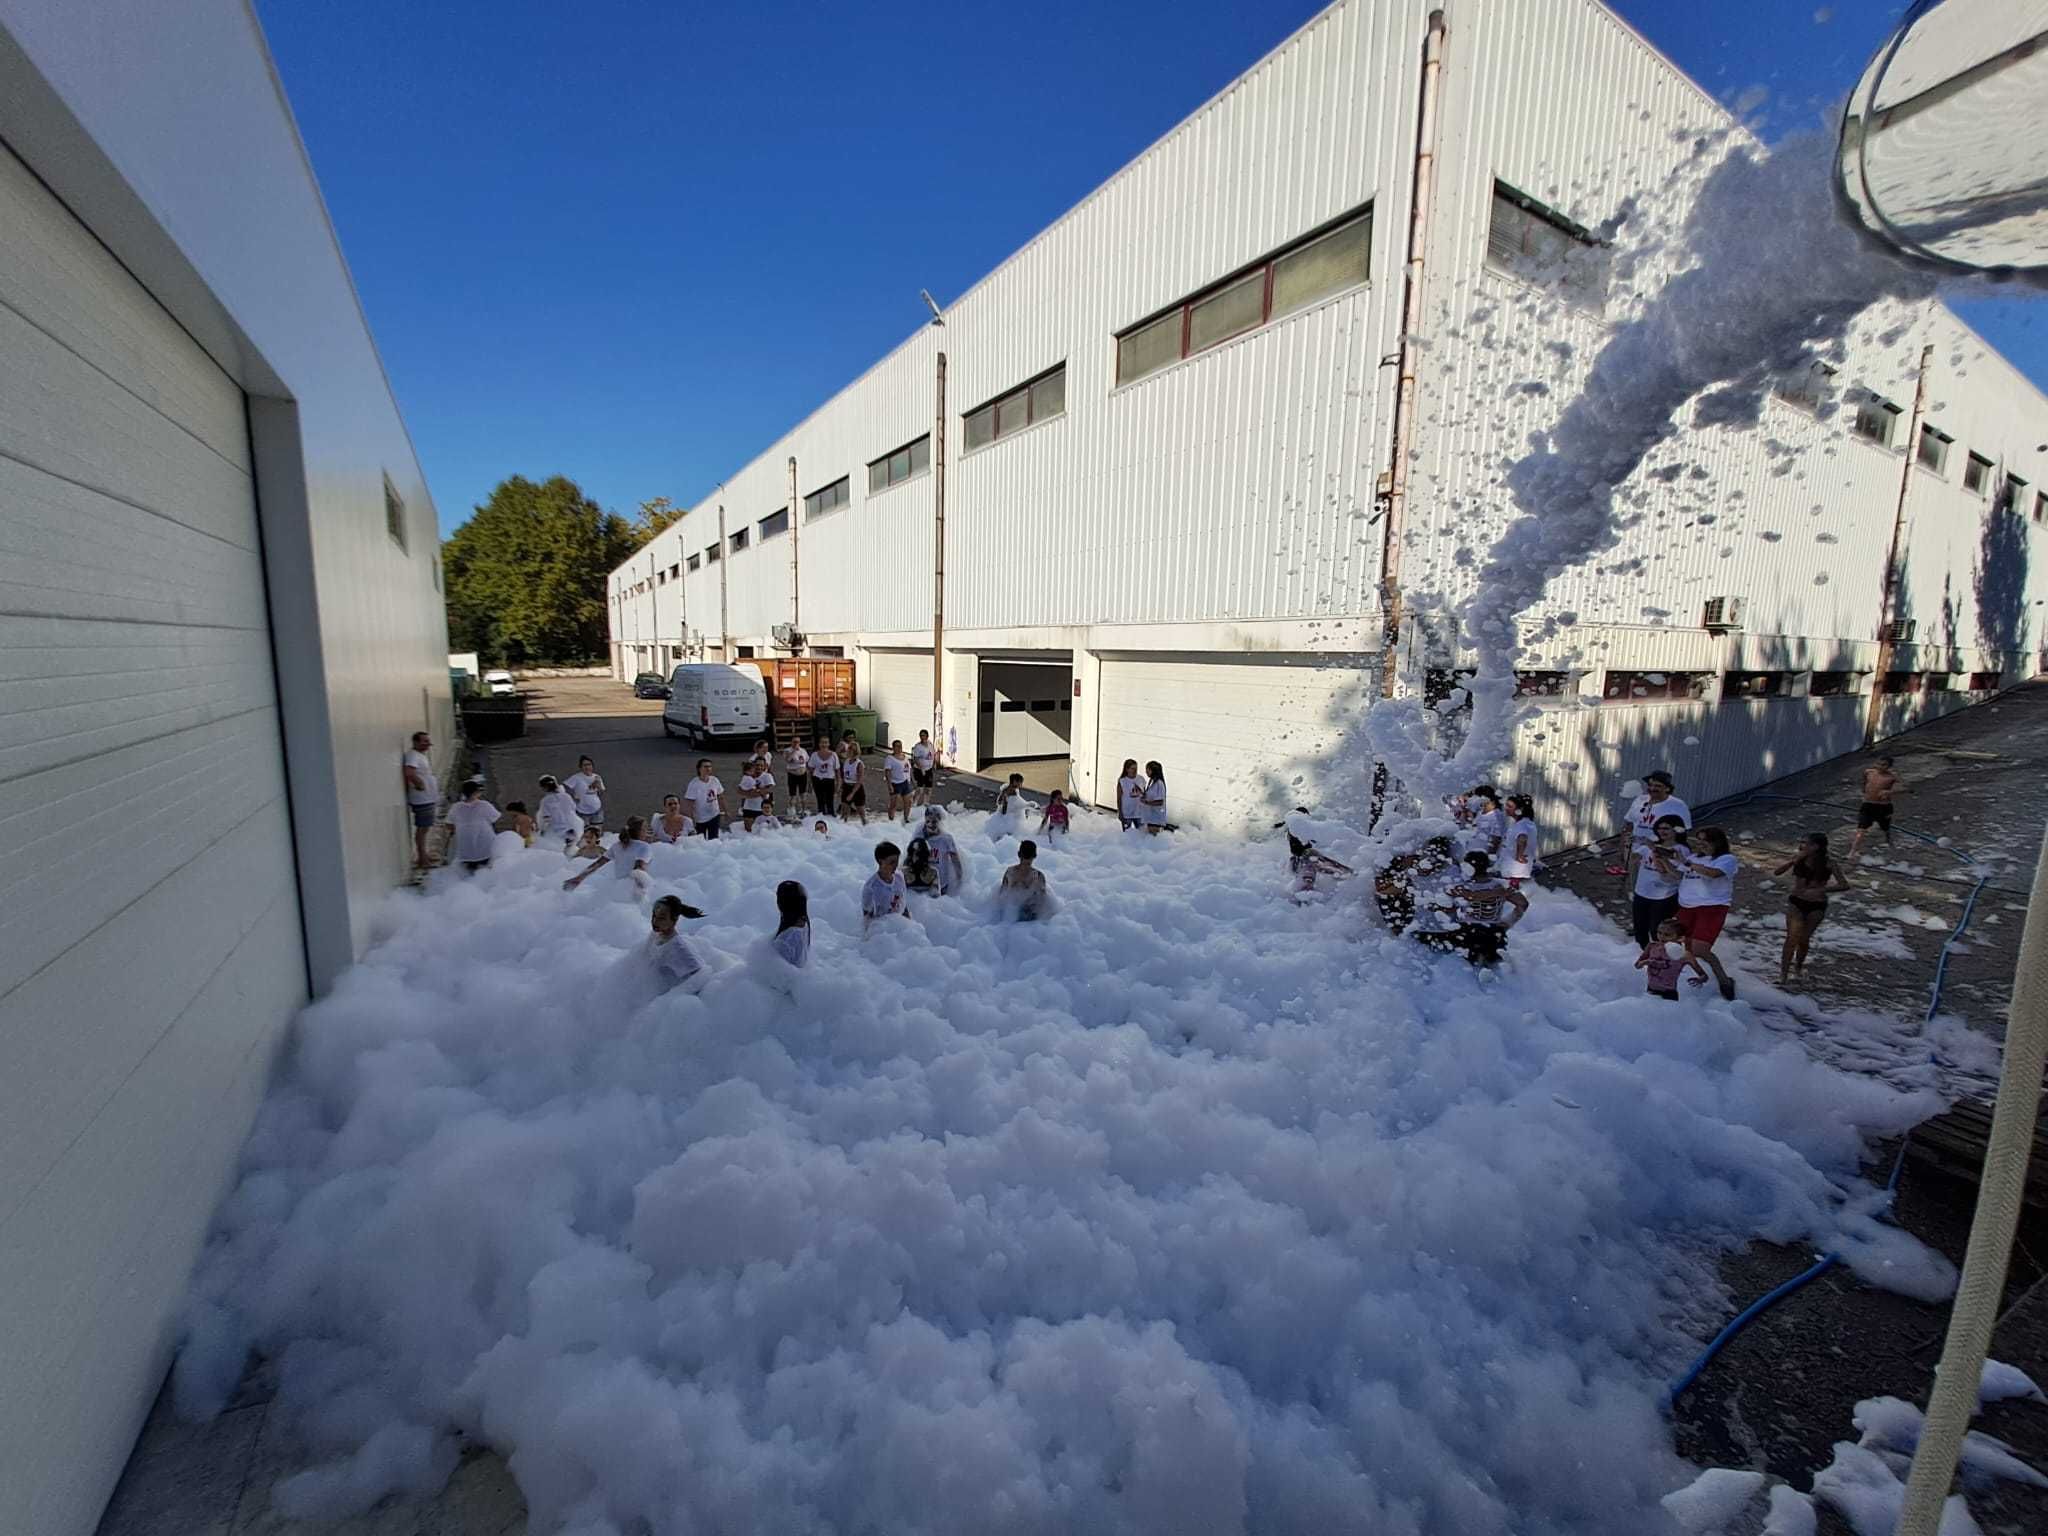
xmin=717 ymin=502 xmax=729 ymax=660
xmin=933 ymin=347 xmax=947 ymax=746
xmin=1377 ymin=7 xmax=1447 ymax=703
xmin=1898 ymin=820 xmax=2048 ymax=1533
xmin=1865 ymin=341 xmax=1935 ymax=745
xmin=787 ymin=456 xmax=800 ymax=643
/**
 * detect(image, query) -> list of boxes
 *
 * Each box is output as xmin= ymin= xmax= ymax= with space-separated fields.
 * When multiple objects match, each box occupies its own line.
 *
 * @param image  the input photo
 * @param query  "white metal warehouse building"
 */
xmin=611 ymin=0 xmax=2048 ymax=844
xmin=0 ymin=3 xmax=453 ymax=1531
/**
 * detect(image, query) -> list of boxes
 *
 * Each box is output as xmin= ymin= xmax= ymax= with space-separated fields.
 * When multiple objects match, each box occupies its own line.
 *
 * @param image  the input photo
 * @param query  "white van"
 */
xmin=663 ymin=664 xmax=768 ymax=744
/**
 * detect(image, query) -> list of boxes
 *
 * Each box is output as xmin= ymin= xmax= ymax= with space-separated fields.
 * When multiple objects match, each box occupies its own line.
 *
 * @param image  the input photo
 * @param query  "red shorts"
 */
xmin=1677 ymin=904 xmax=1728 ymax=947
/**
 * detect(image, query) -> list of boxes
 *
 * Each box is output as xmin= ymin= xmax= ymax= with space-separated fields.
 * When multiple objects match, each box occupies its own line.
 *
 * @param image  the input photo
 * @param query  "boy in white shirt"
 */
xmin=681 ymin=760 xmax=726 ymax=840
xmin=446 ymin=777 xmax=501 ymax=872
xmin=862 ymin=840 xmax=909 ymax=935
xmin=910 ymin=731 xmax=936 ymax=808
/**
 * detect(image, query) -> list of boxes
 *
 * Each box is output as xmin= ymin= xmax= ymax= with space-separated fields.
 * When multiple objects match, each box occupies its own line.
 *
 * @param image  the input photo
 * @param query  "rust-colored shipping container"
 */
xmin=745 ymin=657 xmax=856 ymax=719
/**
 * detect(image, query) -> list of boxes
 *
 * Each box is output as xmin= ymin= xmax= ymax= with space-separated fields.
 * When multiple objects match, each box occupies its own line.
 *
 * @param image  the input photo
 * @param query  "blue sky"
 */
xmin=253 ymin=0 xmax=2045 ymax=535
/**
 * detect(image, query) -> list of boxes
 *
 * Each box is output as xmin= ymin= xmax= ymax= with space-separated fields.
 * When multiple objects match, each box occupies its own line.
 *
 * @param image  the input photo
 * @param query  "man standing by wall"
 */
xmin=402 ymin=731 xmax=440 ymax=871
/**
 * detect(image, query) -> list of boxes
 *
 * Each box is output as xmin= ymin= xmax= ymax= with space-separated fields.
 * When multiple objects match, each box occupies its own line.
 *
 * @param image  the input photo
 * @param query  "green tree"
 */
xmin=440 ymin=475 xmax=637 ymax=665
xmin=633 ymin=495 xmax=685 ymax=544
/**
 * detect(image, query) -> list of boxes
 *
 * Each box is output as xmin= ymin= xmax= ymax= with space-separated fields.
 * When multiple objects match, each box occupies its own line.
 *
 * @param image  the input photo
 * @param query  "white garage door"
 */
xmin=0 ymin=137 xmax=306 ymax=1524
xmin=1095 ymin=655 xmax=1366 ymax=831
xmin=865 ymin=648 xmax=933 ymax=747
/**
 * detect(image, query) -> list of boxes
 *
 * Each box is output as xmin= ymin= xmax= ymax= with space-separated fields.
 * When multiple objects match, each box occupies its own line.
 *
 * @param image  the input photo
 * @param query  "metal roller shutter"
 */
xmin=0 ymin=135 xmax=305 ymax=1526
xmin=865 ymin=649 xmax=933 ymax=747
xmin=1093 ymin=655 xmax=1365 ymax=830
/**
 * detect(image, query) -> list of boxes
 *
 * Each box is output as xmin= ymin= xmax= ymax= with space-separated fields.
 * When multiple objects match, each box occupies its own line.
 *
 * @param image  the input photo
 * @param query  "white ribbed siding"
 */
xmin=614 ymin=0 xmax=1421 ymax=649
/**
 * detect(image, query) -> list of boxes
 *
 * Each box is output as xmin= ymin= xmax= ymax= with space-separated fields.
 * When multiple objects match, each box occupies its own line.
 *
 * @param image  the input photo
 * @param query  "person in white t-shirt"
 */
xmin=535 ymin=775 xmax=582 ymax=850
xmin=1466 ymin=786 xmax=1506 ymax=857
xmin=446 ymin=777 xmax=501 ymax=872
xmin=809 ymin=743 xmax=840 ymax=817
xmin=1423 ymin=851 xmax=1528 ymax=966
xmin=784 ymin=742 xmax=814 ymax=815
xmin=681 ymin=760 xmax=726 ymax=840
xmin=1141 ymin=761 xmax=1168 ymax=835
xmin=884 ymin=740 xmax=914 ymax=823
xmin=1619 ymin=771 xmax=1689 ymax=888
xmin=862 ymin=840 xmax=909 ymax=935
xmin=738 ymin=761 xmax=772 ymax=820
xmin=650 ymin=793 xmax=691 ymax=844
xmin=1116 ymin=758 xmax=1144 ymax=830
xmin=919 ymin=808 xmax=964 ymax=895
xmin=840 ymin=736 xmax=869 ymax=825
xmin=1499 ymin=794 xmax=1539 ymax=884
xmin=644 ymin=894 xmax=708 ymax=995
xmin=563 ymin=756 xmax=607 ymax=831
xmin=1673 ymin=825 xmax=1739 ymax=1000
xmin=564 ymin=815 xmax=655 ymax=893
xmin=910 ymin=731 xmax=937 ymax=807
xmin=401 ymin=731 xmax=440 ymax=871
xmin=1630 ymin=813 xmax=1687 ymax=947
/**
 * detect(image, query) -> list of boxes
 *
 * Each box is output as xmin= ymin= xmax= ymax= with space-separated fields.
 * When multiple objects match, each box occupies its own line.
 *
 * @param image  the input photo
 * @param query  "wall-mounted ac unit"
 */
xmin=1883 ymin=619 xmax=1917 ymax=643
xmin=771 ymin=623 xmax=800 ymax=648
xmin=1701 ymin=596 xmax=1745 ymax=631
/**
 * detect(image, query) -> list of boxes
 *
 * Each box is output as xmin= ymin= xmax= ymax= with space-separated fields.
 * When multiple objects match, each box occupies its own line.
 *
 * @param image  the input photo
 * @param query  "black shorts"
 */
xmin=1789 ymin=894 xmax=1828 ymax=919
xmin=845 ymin=784 xmax=866 ymax=808
xmin=462 ymin=859 xmax=490 ymax=873
xmin=697 ymin=816 xmax=721 ymax=840
xmin=814 ymin=779 xmax=836 ymax=813
xmin=1857 ymin=801 xmax=1892 ymax=830
xmin=913 ymin=766 xmax=934 ymax=788
xmin=1649 ymin=987 xmax=1679 ymax=1001
xmin=787 ymin=773 xmax=807 ymax=798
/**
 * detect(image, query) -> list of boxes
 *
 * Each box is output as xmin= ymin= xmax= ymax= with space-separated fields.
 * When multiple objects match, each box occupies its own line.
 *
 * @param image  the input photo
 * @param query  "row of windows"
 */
xmin=965 ymin=364 xmax=1066 ymax=450
xmin=1801 ymin=375 xmax=2032 ymax=512
xmin=1115 ymin=209 xmax=1373 ymax=386
xmin=1484 ymin=183 xmax=1610 ymax=308
xmin=868 ymin=434 xmax=931 ymax=494
xmin=803 ymin=476 xmax=849 ymax=522
xmin=1430 ymin=668 xmax=2001 ymax=706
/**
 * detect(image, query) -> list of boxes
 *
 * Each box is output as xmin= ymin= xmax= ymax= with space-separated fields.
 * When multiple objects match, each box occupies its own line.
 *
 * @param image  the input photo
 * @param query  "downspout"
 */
xmin=1377 ymin=7 xmax=1447 ymax=702
xmin=717 ymin=501 xmax=729 ymax=660
xmin=787 ymin=456 xmax=801 ymax=644
xmin=933 ymin=346 xmax=948 ymax=743
xmin=1863 ymin=341 xmax=1934 ymax=746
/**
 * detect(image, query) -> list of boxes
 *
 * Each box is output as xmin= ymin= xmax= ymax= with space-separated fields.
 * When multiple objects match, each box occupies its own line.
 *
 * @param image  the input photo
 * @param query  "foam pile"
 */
xmin=177 ymin=812 xmax=1950 ymax=1534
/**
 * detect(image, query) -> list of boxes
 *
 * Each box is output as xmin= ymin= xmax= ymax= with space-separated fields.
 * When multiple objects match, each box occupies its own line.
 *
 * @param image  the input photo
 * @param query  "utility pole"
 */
xmin=1865 ymin=342 xmax=1934 ymax=746
xmin=923 ymin=290 xmax=947 ymax=750
xmin=787 ymin=456 xmax=800 ymax=644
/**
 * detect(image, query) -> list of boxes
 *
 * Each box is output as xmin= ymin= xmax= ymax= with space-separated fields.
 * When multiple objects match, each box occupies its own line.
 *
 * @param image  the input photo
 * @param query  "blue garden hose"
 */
xmin=1663 ymin=791 xmax=1991 ymax=1404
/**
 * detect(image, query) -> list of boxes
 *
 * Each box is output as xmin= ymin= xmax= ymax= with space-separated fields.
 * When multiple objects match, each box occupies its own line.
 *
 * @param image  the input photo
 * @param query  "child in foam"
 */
xmin=862 ymin=841 xmax=909 ymax=935
xmin=502 ymin=801 xmax=536 ymax=846
xmin=1635 ymin=917 xmax=1707 ymax=1000
xmin=884 ymin=741 xmax=915 ymax=823
xmin=1037 ymin=790 xmax=1071 ymax=838
xmin=839 ymin=736 xmax=869 ymax=825
xmin=563 ymin=755 xmax=607 ymax=832
xmin=1284 ymin=815 xmax=1353 ymax=896
xmin=1141 ymin=762 xmax=1168 ymax=834
xmin=997 ymin=839 xmax=1053 ymax=921
xmin=1422 ymin=851 xmax=1528 ymax=966
xmin=650 ymin=793 xmax=691 ymax=844
xmin=1499 ymin=794 xmax=1539 ymax=884
xmin=902 ymin=836 xmax=941 ymax=896
xmin=767 ymin=880 xmax=810 ymax=970
xmin=446 ymin=778 xmax=502 ymax=873
xmin=682 ymin=759 xmax=726 ymax=840
xmin=564 ymin=815 xmax=655 ymax=894
xmin=535 ymin=775 xmax=582 ymax=851
xmin=1116 ymin=758 xmax=1144 ymax=829
xmin=919 ymin=807 xmax=964 ymax=895
xmin=644 ymin=894 xmax=709 ymax=995
xmin=1673 ymin=825 xmax=1739 ymax=1000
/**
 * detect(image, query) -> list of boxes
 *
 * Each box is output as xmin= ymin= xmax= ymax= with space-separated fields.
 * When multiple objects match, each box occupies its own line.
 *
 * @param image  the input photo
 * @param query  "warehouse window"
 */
xmin=804 ymin=476 xmax=850 ymax=520
xmin=704 ymin=543 xmax=721 ymax=564
xmin=1851 ymin=397 xmax=1901 ymax=448
xmin=965 ymin=363 xmax=1066 ymax=451
xmin=729 ymin=528 xmax=749 ymax=554
xmin=1723 ymin=670 xmax=1787 ymax=698
xmin=1486 ymin=183 xmax=1609 ymax=309
xmin=383 ymin=473 xmax=408 ymax=553
xmin=1514 ymin=671 xmax=1571 ymax=697
xmin=1808 ymin=671 xmax=1855 ymax=697
xmin=1924 ymin=672 xmax=1955 ymax=693
xmin=687 ymin=553 xmax=701 ymax=572
xmin=1968 ymin=671 xmax=2001 ymax=691
xmin=1114 ymin=207 xmax=1372 ymax=386
xmin=658 ymin=570 xmax=667 ymax=585
xmin=1995 ymin=474 xmax=2028 ymax=517
xmin=2036 ymin=491 xmax=2048 ymax=523
xmin=1916 ymin=425 xmax=1952 ymax=475
xmin=1964 ymin=452 xmax=1992 ymax=493
xmin=669 ymin=563 xmax=680 ymax=579
xmin=1773 ymin=361 xmax=1838 ymax=414
xmin=759 ymin=509 xmax=789 ymax=539
xmin=1876 ymin=671 xmax=1920 ymax=694
xmin=867 ymin=436 xmax=931 ymax=494
xmin=1602 ymin=670 xmax=1707 ymax=702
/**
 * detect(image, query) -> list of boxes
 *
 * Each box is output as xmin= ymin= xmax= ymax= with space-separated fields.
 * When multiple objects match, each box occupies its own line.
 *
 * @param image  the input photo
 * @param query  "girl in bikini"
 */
xmin=1774 ymin=832 xmax=1850 ymax=987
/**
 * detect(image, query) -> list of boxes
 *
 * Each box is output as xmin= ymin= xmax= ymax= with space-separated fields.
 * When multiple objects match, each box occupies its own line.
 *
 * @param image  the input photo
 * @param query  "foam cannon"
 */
xmin=1835 ymin=0 xmax=2048 ymax=281
xmin=1855 ymin=7 xmax=2048 ymax=1529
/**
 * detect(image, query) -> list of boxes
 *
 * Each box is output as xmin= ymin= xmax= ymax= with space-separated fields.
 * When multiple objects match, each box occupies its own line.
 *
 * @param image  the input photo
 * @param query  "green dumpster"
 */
xmin=821 ymin=708 xmax=880 ymax=753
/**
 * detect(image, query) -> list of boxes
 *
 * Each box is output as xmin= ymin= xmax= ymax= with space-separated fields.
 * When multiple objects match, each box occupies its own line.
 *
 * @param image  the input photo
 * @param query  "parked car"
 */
xmin=484 ymin=669 xmax=516 ymax=697
xmin=632 ymin=671 xmax=671 ymax=699
xmin=662 ymin=664 xmax=768 ymax=744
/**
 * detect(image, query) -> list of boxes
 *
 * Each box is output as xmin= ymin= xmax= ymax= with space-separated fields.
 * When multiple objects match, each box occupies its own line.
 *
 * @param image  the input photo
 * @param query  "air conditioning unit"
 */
xmin=1883 ymin=619 xmax=1917 ymax=643
xmin=771 ymin=623 xmax=801 ymax=648
xmin=1701 ymin=596 xmax=1746 ymax=631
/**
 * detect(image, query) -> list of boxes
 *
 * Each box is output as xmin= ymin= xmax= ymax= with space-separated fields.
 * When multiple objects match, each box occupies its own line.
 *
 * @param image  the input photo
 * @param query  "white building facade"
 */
xmin=0 ymin=3 xmax=453 ymax=1531
xmin=609 ymin=0 xmax=2048 ymax=843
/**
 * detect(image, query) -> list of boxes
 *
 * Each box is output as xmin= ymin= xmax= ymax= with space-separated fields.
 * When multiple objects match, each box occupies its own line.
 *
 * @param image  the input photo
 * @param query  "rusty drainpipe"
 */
xmin=1863 ymin=341 xmax=1933 ymax=746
